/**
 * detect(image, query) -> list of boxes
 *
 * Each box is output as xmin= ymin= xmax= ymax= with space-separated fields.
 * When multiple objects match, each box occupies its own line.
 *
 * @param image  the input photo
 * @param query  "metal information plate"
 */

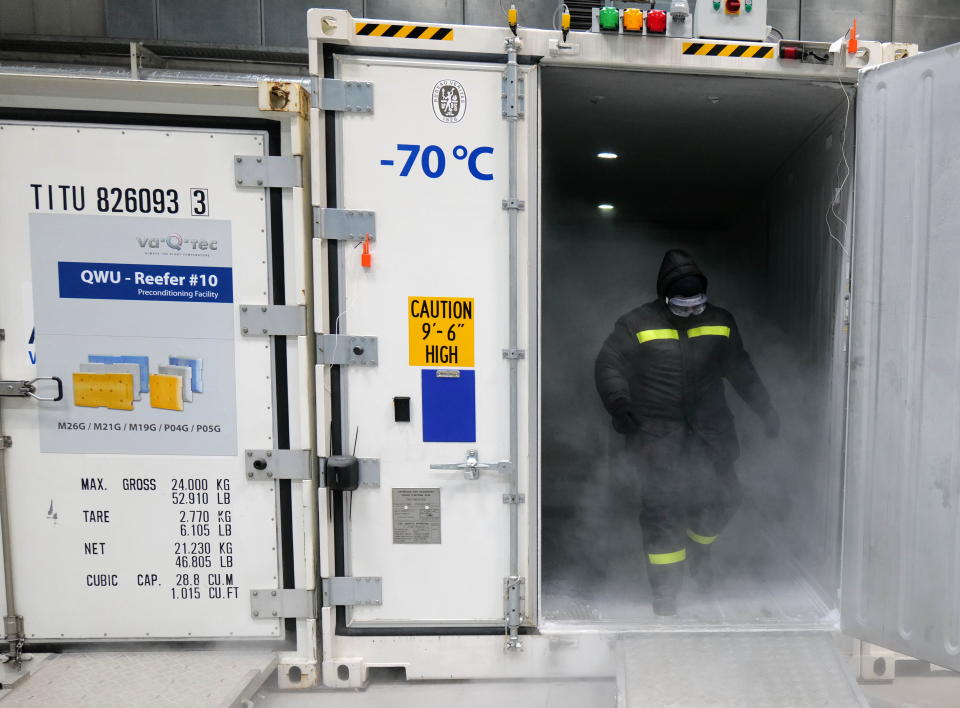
xmin=392 ymin=488 xmax=441 ymax=544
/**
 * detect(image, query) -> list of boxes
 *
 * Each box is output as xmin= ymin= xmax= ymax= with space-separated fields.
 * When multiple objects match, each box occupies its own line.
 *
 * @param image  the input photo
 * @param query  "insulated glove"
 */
xmin=763 ymin=407 xmax=781 ymax=439
xmin=610 ymin=399 xmax=639 ymax=435
xmin=613 ymin=411 xmax=639 ymax=435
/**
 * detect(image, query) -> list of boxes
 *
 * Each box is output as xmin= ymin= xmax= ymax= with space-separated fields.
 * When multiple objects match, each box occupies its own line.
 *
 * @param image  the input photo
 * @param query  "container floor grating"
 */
xmin=617 ymin=633 xmax=867 ymax=707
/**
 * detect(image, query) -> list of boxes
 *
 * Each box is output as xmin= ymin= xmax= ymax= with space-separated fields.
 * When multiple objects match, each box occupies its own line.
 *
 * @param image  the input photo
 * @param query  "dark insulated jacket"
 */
xmin=594 ymin=252 xmax=772 ymax=461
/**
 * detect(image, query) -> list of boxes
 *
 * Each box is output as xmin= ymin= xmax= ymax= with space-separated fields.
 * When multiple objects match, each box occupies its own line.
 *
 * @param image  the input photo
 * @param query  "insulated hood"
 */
xmin=656 ymin=249 xmax=708 ymax=299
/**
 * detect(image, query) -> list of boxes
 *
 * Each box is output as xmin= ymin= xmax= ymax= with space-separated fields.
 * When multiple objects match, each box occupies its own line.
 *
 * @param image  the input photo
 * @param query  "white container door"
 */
xmin=0 ymin=121 xmax=285 ymax=641
xmin=325 ymin=55 xmax=533 ymax=627
xmin=843 ymin=43 xmax=960 ymax=670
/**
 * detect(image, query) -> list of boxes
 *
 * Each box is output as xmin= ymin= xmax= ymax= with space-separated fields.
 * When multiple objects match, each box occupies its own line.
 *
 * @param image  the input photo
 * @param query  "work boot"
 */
xmin=652 ymin=596 xmax=677 ymax=616
xmin=687 ymin=542 xmax=714 ymax=592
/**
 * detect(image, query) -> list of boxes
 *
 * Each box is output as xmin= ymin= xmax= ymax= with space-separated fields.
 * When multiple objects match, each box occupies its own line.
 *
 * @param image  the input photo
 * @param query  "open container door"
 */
xmin=843 ymin=42 xmax=960 ymax=671
xmin=315 ymin=43 xmax=533 ymax=636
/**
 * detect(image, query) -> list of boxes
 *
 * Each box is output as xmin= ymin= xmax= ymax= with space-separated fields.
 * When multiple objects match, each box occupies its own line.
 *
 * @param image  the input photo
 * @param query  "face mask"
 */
xmin=666 ymin=293 xmax=707 ymax=318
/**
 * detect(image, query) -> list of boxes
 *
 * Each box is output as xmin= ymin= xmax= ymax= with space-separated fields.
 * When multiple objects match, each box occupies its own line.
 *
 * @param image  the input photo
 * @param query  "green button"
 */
xmin=745 ymin=1 xmax=753 ymax=11
xmin=713 ymin=1 xmax=720 ymax=9
xmin=598 ymin=6 xmax=620 ymax=30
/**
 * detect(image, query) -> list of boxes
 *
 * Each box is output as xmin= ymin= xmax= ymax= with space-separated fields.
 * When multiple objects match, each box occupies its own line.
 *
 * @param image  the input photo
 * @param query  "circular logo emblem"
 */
xmin=432 ymin=80 xmax=466 ymax=123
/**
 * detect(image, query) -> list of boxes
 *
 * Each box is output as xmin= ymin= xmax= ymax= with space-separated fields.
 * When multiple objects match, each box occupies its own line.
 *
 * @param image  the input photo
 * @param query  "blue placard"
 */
xmin=58 ymin=261 xmax=233 ymax=303
xmin=421 ymin=369 xmax=476 ymax=443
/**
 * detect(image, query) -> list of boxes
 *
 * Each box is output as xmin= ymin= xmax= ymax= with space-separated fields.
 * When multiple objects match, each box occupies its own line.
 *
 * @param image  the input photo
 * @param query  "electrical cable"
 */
xmin=825 ymin=60 xmax=853 ymax=258
xmin=769 ymin=26 xmax=784 ymax=41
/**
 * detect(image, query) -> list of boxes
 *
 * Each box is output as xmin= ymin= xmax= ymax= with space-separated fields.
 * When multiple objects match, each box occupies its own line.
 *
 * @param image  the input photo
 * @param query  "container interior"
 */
xmin=539 ymin=67 xmax=854 ymax=630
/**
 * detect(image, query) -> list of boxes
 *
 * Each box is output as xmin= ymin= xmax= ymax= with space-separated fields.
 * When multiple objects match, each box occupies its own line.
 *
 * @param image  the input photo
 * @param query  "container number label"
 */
xmin=408 ymin=296 xmax=474 ymax=367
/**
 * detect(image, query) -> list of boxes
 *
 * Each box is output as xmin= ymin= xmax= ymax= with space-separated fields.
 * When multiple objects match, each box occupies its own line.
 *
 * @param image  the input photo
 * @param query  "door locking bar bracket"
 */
xmin=0 ymin=377 xmax=63 ymax=401
xmin=245 ymin=450 xmax=314 ymax=481
xmin=234 ymin=155 xmax=302 ymax=188
xmin=501 ymin=199 xmax=525 ymax=211
xmin=502 ymin=493 xmax=525 ymax=505
xmin=239 ymin=305 xmax=307 ymax=337
xmin=502 ymin=349 xmax=525 ymax=360
xmin=314 ymin=78 xmax=374 ymax=113
xmin=317 ymin=334 xmax=378 ymax=366
xmin=314 ymin=207 xmax=376 ymax=241
xmin=250 ymin=589 xmax=316 ymax=619
xmin=321 ymin=577 xmax=382 ymax=607
xmin=318 ymin=457 xmax=380 ymax=488
xmin=0 ymin=437 xmax=10 ymax=450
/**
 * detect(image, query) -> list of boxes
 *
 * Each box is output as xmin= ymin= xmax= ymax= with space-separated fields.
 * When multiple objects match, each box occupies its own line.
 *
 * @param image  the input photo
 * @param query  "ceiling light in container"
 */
xmin=597 ymin=151 xmax=618 ymax=159
xmin=598 ymin=203 xmax=615 ymax=210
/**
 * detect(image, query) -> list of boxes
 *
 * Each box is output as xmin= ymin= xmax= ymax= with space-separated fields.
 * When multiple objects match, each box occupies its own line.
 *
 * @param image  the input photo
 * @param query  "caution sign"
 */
xmin=408 ymin=296 xmax=474 ymax=367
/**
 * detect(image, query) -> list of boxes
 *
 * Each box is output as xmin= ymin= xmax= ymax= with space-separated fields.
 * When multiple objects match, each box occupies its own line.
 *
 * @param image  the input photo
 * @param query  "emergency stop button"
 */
xmin=725 ymin=0 xmax=741 ymax=14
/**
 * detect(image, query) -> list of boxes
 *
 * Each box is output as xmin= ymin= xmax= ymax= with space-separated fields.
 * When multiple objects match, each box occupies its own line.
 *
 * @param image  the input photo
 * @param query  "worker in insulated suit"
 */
xmin=595 ymin=249 xmax=780 ymax=616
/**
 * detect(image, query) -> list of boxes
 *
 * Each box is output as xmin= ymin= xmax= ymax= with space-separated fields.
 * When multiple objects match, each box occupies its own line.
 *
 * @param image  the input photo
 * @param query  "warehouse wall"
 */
xmin=1 ymin=0 xmax=959 ymax=51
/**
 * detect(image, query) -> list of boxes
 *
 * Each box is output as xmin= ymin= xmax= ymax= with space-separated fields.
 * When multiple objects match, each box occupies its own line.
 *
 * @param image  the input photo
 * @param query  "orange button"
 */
xmin=623 ymin=8 xmax=643 ymax=31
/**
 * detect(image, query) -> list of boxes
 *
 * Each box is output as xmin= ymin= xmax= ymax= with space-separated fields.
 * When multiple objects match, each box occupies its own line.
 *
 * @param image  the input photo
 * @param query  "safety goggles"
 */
xmin=666 ymin=293 xmax=707 ymax=317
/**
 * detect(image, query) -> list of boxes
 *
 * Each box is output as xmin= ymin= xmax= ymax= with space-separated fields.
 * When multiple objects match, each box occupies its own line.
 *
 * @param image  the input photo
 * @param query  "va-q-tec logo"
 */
xmin=136 ymin=233 xmax=218 ymax=251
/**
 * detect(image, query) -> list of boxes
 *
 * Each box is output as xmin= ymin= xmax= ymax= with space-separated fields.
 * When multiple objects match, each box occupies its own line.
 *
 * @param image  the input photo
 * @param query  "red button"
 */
xmin=647 ymin=9 xmax=667 ymax=33
xmin=726 ymin=0 xmax=741 ymax=13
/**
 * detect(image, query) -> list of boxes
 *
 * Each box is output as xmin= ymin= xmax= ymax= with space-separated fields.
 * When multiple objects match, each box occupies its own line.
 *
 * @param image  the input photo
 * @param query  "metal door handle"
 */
xmin=430 ymin=449 xmax=511 ymax=480
xmin=0 ymin=377 xmax=63 ymax=402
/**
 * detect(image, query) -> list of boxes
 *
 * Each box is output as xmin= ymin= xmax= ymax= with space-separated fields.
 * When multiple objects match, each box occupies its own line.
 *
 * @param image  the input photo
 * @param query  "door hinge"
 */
xmin=250 ymin=589 xmax=316 ymax=619
xmin=314 ymin=207 xmax=376 ymax=242
xmin=234 ymin=155 xmax=303 ymax=188
xmin=317 ymin=334 xmax=378 ymax=366
xmin=504 ymin=576 xmax=526 ymax=625
xmin=239 ymin=305 xmax=307 ymax=337
xmin=313 ymin=78 xmax=374 ymax=113
xmin=321 ymin=577 xmax=382 ymax=607
xmin=319 ymin=456 xmax=380 ymax=489
xmin=501 ymin=71 xmax=525 ymax=118
xmin=245 ymin=449 xmax=314 ymax=481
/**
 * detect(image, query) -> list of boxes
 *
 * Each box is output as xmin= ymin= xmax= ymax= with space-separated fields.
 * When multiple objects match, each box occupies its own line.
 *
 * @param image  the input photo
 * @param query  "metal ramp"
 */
xmin=616 ymin=633 xmax=867 ymax=708
xmin=0 ymin=650 xmax=277 ymax=707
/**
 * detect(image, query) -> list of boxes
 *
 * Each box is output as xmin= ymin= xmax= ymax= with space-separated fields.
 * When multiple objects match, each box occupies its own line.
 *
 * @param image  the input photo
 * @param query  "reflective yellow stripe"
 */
xmin=395 ymin=25 xmax=416 ymax=38
xmin=637 ymin=329 xmax=680 ymax=344
xmin=718 ymin=43 xmax=739 ymax=57
xmin=420 ymin=26 xmax=440 ymax=39
xmin=742 ymin=45 xmax=762 ymax=58
xmin=687 ymin=326 xmax=731 ymax=339
xmin=648 ymin=548 xmax=686 ymax=565
xmin=687 ymin=529 xmax=718 ymax=545
xmin=369 ymin=23 xmax=391 ymax=36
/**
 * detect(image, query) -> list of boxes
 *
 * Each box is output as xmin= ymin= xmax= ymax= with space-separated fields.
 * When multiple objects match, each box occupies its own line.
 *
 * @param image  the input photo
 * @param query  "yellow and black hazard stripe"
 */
xmin=355 ymin=22 xmax=454 ymax=40
xmin=682 ymin=41 xmax=775 ymax=58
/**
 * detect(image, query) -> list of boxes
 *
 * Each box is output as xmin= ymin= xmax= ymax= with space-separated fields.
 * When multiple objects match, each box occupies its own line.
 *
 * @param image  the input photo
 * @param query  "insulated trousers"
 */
xmin=628 ymin=424 xmax=742 ymax=600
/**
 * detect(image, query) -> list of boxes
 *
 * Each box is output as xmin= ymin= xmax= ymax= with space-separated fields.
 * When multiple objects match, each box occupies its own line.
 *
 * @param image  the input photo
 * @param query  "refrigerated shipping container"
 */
xmin=0 ymin=5 xmax=957 ymax=705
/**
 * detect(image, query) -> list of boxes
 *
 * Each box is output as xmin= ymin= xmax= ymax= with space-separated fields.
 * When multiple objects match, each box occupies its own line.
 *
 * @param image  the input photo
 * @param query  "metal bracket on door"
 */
xmin=313 ymin=78 xmax=374 ymax=113
xmin=316 ymin=334 xmax=378 ymax=366
xmin=314 ymin=207 xmax=376 ymax=241
xmin=321 ymin=577 xmax=382 ymax=607
xmin=501 ymin=72 xmax=525 ymax=118
xmin=250 ymin=589 xmax=316 ymax=619
xmin=239 ymin=305 xmax=307 ymax=337
xmin=244 ymin=449 xmax=314 ymax=481
xmin=0 ymin=377 xmax=63 ymax=401
xmin=430 ymin=449 xmax=512 ymax=481
xmin=318 ymin=457 xmax=380 ymax=488
xmin=234 ymin=155 xmax=302 ymax=188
